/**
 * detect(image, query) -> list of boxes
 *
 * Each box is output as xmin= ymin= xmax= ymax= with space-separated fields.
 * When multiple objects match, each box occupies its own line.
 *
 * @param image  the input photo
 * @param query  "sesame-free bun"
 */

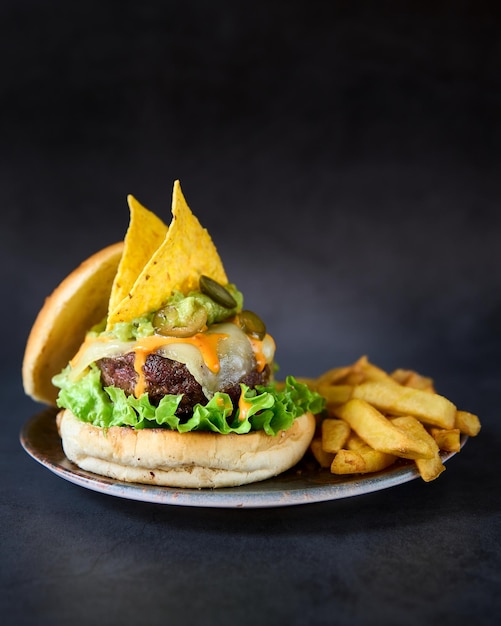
xmin=57 ymin=410 xmax=316 ymax=489
xmin=22 ymin=242 xmax=124 ymax=406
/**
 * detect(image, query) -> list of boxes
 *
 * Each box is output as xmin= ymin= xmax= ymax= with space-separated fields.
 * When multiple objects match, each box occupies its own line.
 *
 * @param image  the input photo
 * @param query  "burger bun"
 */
xmin=57 ymin=409 xmax=316 ymax=488
xmin=22 ymin=242 xmax=124 ymax=406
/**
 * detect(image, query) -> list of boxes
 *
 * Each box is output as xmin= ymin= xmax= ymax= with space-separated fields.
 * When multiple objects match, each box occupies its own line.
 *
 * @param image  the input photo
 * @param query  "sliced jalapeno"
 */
xmin=153 ymin=304 xmax=208 ymax=337
xmin=199 ymin=275 xmax=237 ymax=309
xmin=237 ymin=309 xmax=267 ymax=340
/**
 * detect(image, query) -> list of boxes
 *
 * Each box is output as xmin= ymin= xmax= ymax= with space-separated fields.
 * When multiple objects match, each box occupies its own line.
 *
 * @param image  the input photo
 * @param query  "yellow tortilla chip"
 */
xmin=107 ymin=180 xmax=227 ymax=326
xmin=107 ymin=195 xmax=168 ymax=318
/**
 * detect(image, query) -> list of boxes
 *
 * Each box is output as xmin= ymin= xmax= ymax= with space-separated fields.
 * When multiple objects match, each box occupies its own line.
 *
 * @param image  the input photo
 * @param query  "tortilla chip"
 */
xmin=107 ymin=180 xmax=227 ymax=326
xmin=107 ymin=195 xmax=168 ymax=319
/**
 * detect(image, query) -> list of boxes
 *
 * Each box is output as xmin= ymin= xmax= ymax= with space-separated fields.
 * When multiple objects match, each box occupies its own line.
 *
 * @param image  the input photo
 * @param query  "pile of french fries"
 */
xmin=303 ymin=356 xmax=481 ymax=482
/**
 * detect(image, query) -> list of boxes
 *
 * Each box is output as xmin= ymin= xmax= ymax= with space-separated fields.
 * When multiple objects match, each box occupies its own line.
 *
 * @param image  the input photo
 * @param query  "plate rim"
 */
xmin=19 ymin=409 xmax=466 ymax=509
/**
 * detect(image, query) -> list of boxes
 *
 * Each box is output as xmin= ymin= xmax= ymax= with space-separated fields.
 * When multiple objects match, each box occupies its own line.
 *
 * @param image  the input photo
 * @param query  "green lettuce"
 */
xmin=52 ymin=365 xmax=324 ymax=435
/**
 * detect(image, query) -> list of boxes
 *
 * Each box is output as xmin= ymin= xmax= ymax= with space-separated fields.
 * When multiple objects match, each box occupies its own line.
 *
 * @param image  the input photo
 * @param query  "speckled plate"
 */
xmin=20 ymin=409 xmax=466 ymax=509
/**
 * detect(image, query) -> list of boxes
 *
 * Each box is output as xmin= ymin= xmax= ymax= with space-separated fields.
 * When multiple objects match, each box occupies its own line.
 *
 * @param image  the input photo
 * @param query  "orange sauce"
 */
xmin=237 ymin=394 xmax=254 ymax=422
xmin=132 ymin=332 xmax=227 ymax=397
xmin=248 ymin=334 xmax=274 ymax=372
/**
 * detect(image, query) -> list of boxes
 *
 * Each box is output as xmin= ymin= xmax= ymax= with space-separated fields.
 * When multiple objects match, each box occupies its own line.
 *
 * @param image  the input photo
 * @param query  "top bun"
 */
xmin=22 ymin=242 xmax=124 ymax=405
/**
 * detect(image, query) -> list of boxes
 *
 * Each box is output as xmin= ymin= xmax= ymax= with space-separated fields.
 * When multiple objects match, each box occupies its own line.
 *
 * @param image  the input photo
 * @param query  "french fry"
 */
xmin=455 ymin=410 xmax=481 ymax=437
xmin=389 ymin=368 xmax=409 ymax=385
xmin=342 ymin=372 xmax=367 ymax=386
xmin=310 ymin=438 xmax=335 ymax=468
xmin=331 ymin=434 xmax=396 ymax=475
xmin=315 ymin=365 xmax=353 ymax=387
xmin=310 ymin=357 xmax=480 ymax=483
xmin=347 ymin=433 xmax=396 ymax=470
xmin=391 ymin=369 xmax=435 ymax=392
xmin=332 ymin=399 xmax=435 ymax=460
xmin=392 ymin=416 xmax=445 ymax=482
xmin=352 ymin=379 xmax=456 ymax=429
xmin=330 ymin=449 xmax=367 ymax=474
xmin=317 ymin=384 xmax=353 ymax=407
xmin=429 ymin=427 xmax=461 ymax=452
xmin=351 ymin=355 xmax=391 ymax=382
xmin=321 ymin=418 xmax=351 ymax=453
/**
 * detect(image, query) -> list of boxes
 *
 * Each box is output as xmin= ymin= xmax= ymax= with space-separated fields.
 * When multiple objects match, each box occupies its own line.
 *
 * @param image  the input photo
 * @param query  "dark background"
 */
xmin=2 ymin=2 xmax=500 ymax=625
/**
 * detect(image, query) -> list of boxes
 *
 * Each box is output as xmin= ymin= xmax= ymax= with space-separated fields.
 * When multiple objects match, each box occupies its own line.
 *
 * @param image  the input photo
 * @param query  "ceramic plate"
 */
xmin=20 ymin=409 xmax=466 ymax=509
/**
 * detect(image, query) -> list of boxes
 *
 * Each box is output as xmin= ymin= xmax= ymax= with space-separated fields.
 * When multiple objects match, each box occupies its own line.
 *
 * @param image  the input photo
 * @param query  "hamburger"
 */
xmin=22 ymin=181 xmax=324 ymax=488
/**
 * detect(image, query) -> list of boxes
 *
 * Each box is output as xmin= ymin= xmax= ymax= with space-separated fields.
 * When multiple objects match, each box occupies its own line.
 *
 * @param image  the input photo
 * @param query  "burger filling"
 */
xmin=97 ymin=353 xmax=271 ymax=417
xmin=52 ymin=282 xmax=325 ymax=434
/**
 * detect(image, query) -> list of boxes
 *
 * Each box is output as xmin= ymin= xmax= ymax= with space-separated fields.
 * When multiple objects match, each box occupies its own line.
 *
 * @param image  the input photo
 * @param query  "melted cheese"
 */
xmin=68 ymin=322 xmax=276 ymax=401
xmin=132 ymin=333 xmax=226 ymax=397
xmin=249 ymin=334 xmax=276 ymax=372
xmin=69 ymin=336 xmax=134 ymax=380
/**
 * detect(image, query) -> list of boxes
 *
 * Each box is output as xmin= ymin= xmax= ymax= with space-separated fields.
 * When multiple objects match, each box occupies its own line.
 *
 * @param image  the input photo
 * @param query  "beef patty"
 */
xmin=96 ymin=353 xmax=271 ymax=416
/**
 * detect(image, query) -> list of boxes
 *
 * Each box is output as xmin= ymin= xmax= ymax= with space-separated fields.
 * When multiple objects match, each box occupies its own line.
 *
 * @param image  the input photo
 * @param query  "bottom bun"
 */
xmin=57 ymin=410 xmax=316 ymax=489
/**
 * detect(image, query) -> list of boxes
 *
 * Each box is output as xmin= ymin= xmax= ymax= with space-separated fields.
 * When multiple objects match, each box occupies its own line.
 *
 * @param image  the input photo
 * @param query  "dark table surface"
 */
xmin=2 ymin=2 xmax=500 ymax=625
